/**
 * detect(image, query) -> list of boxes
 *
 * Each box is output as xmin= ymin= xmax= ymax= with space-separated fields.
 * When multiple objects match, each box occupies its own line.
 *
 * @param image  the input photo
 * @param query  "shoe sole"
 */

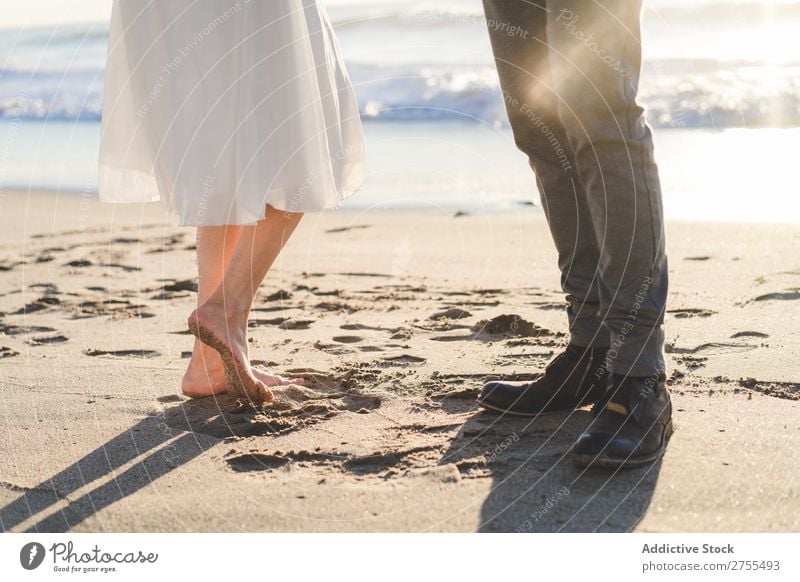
xmin=571 ymin=418 xmax=675 ymax=469
xmin=476 ymin=397 xmax=584 ymax=417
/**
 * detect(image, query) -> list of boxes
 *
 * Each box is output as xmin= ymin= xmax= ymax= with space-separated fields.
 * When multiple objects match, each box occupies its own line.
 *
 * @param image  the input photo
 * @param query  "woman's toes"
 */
xmin=255 ymin=381 xmax=274 ymax=402
xmin=276 ymin=377 xmax=296 ymax=386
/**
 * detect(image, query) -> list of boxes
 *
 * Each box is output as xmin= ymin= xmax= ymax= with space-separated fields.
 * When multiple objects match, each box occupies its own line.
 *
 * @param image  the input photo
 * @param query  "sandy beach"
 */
xmin=1 ymin=188 xmax=798 ymax=532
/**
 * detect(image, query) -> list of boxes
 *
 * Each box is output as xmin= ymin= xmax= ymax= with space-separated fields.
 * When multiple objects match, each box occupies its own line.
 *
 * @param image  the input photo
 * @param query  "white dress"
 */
xmin=98 ymin=0 xmax=365 ymax=227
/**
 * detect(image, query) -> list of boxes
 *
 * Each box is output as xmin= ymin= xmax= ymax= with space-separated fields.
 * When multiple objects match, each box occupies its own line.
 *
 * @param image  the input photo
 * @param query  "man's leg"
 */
xmin=544 ymin=0 xmax=672 ymax=468
xmin=546 ymin=0 xmax=668 ymax=376
xmin=478 ymin=0 xmax=609 ymax=417
xmin=482 ymin=0 xmax=606 ymax=349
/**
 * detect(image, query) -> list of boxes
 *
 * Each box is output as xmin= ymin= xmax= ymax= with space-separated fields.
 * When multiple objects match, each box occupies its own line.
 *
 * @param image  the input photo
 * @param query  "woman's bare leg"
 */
xmin=187 ymin=205 xmax=304 ymax=402
xmin=181 ymin=224 xmax=242 ymax=397
xmin=183 ymin=212 xmax=306 ymax=398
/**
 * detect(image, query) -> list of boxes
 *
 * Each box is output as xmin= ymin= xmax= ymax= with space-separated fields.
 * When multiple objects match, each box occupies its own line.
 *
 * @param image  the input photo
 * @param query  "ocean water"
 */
xmin=1 ymin=0 xmax=798 ymax=221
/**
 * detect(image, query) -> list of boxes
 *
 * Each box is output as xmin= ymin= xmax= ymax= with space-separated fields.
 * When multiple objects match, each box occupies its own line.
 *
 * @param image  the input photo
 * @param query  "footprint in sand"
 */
xmin=164 ymin=374 xmax=382 ymax=439
xmin=473 ymin=289 xmax=504 ymax=296
xmin=281 ymin=319 xmax=313 ymax=330
xmin=29 ymin=282 xmax=59 ymax=293
xmin=11 ymin=296 xmax=61 ymax=315
xmin=226 ymin=453 xmax=295 ymax=471
xmin=430 ymin=307 xmax=472 ymax=320
xmin=225 ymin=444 xmax=444 ymax=478
xmin=337 ymin=272 xmax=392 ymax=279
xmin=150 ymin=290 xmax=193 ymax=300
xmin=71 ymin=299 xmax=155 ymax=319
xmin=265 ymin=289 xmax=293 ymax=302
xmin=226 ymin=450 xmax=343 ymax=472
xmin=156 ymin=394 xmax=184 ymax=403
xmin=389 ymin=329 xmax=413 ymax=341
xmin=754 ymin=289 xmax=800 ymax=302
xmin=359 ymin=346 xmax=384 ymax=353
xmin=333 ymin=335 xmax=363 ymax=344
xmin=325 ymin=224 xmax=371 ymax=234
xmin=668 ymin=308 xmax=717 ymax=319
xmin=26 ymin=334 xmax=69 ymax=346
xmin=342 ymin=452 xmax=404 ymax=475
xmin=313 ymin=341 xmax=355 ymax=355
xmin=474 ymin=315 xmax=556 ymax=337
xmin=528 ymin=301 xmax=567 ymax=311
xmin=312 ymin=289 xmax=343 ymax=298
xmin=675 ymin=355 xmax=708 ymax=370
xmin=63 ymin=258 xmax=141 ymax=272
xmin=340 ymin=323 xmax=401 ymax=337
xmin=381 ymin=354 xmax=426 ymax=366
xmin=148 ymin=279 xmax=198 ymax=300
xmin=314 ymin=301 xmax=351 ymax=312
xmin=31 ymin=226 xmax=107 ymax=239
xmin=731 ymin=331 xmax=769 ymax=339
xmin=143 ymin=233 xmax=187 ymax=253
xmin=442 ymin=298 xmax=500 ymax=307
xmin=63 ymin=259 xmax=93 ymax=268
xmin=247 ymin=317 xmax=314 ymax=330
xmin=431 ymin=314 xmax=556 ymax=342
xmin=0 ymin=324 xmax=57 ymax=336
xmin=252 ymin=304 xmax=293 ymax=314
xmin=84 ymin=348 xmax=160 ymax=359
xmin=251 ymin=359 xmax=281 ymax=368
xmin=0 ymin=346 xmax=19 ymax=358
xmin=107 ymin=262 xmax=142 ymax=272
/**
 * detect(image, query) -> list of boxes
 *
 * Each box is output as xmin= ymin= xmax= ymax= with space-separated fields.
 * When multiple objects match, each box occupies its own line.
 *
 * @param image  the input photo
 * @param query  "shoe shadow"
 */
xmin=437 ymin=398 xmax=664 ymax=532
xmin=0 ymin=394 xmax=256 ymax=533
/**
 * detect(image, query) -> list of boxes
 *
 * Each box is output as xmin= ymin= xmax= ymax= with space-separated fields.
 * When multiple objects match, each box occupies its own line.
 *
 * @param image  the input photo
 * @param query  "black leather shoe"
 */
xmin=572 ymin=373 xmax=674 ymax=469
xmin=477 ymin=344 xmax=608 ymax=416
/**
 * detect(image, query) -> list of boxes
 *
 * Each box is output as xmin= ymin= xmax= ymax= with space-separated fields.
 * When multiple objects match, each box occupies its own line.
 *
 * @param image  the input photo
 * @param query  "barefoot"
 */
xmin=181 ymin=365 xmax=303 ymax=399
xmin=187 ymin=303 xmax=272 ymax=403
xmin=181 ymin=339 xmax=305 ymax=399
xmin=180 ymin=358 xmax=227 ymax=398
xmin=252 ymin=369 xmax=306 ymax=388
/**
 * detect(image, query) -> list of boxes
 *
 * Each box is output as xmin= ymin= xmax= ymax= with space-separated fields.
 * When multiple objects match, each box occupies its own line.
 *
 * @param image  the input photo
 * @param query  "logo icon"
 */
xmin=20 ymin=542 xmax=46 ymax=570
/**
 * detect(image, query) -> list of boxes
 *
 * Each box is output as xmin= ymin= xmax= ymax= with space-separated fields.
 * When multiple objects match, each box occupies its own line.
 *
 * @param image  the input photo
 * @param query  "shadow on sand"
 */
xmin=437 ymin=397 xmax=664 ymax=532
xmin=0 ymin=395 xmax=243 ymax=533
xmin=2 ymin=392 xmax=663 ymax=532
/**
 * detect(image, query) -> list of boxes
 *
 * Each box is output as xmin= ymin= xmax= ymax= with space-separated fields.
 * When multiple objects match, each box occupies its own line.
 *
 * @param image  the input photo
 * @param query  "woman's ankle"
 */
xmin=198 ymin=296 xmax=251 ymax=320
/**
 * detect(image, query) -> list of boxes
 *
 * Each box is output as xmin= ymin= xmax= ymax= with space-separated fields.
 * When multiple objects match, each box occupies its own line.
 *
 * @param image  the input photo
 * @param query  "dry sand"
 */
xmin=1 ymin=189 xmax=798 ymax=532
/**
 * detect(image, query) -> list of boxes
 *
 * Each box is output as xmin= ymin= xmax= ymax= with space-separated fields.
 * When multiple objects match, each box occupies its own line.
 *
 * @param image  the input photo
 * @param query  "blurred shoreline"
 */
xmin=3 ymin=121 xmax=800 ymax=223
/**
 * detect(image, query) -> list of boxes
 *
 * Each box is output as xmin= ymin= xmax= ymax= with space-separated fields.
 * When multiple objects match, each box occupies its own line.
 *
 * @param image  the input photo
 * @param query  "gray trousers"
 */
xmin=483 ymin=0 xmax=668 ymax=375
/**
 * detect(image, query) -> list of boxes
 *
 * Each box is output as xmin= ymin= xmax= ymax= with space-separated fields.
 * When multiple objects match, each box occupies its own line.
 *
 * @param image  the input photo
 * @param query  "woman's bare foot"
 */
xmin=186 ymin=301 xmax=301 ymax=403
xmin=181 ymin=346 xmax=228 ymax=398
xmin=181 ymin=341 xmax=305 ymax=399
